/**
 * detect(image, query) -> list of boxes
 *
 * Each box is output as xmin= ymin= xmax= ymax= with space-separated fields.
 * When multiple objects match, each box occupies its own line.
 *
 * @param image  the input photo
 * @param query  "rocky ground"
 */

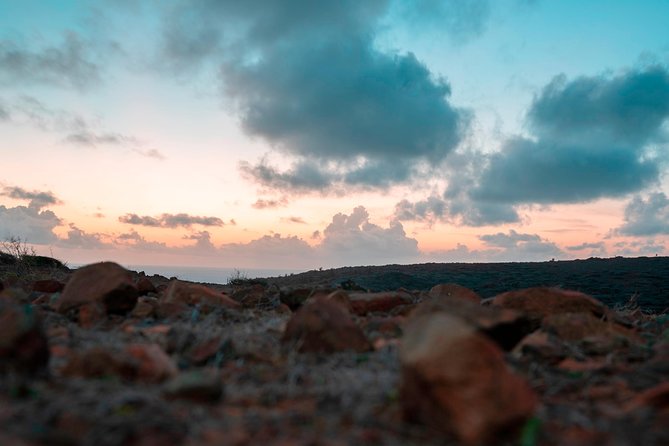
xmin=1 ymin=256 xmax=668 ymax=445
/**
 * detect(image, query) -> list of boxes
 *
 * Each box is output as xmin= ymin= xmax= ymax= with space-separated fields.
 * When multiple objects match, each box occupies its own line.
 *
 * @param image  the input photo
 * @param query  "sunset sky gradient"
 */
xmin=1 ymin=0 xmax=669 ymax=272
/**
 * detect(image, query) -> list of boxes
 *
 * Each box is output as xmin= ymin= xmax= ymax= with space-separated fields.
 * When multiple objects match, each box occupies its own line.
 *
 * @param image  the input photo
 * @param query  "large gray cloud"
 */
xmin=617 ymin=192 xmax=669 ymax=236
xmin=474 ymin=67 xmax=669 ymax=205
xmin=398 ymin=66 xmax=669 ymax=227
xmin=118 ymin=213 xmax=226 ymax=228
xmin=0 ymin=32 xmax=101 ymax=90
xmin=0 ymin=205 xmax=61 ymax=245
xmin=159 ymin=1 xmax=467 ymax=192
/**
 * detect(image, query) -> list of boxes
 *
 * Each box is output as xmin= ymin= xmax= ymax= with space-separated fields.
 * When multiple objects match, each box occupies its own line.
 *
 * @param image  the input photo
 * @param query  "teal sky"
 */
xmin=1 ymin=0 xmax=669 ymax=269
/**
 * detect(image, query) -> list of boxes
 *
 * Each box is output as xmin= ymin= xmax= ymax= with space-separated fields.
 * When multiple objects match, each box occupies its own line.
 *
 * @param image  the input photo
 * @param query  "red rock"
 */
xmin=77 ymin=301 xmax=106 ymax=328
xmin=32 ymin=279 xmax=65 ymax=293
xmin=282 ymin=298 xmax=372 ymax=353
xmin=0 ymin=300 xmax=49 ymax=377
xmin=410 ymin=298 xmax=532 ymax=350
xmin=136 ymin=276 xmax=157 ymax=295
xmin=492 ymin=287 xmax=607 ymax=323
xmin=62 ymin=343 xmax=176 ymax=383
xmin=512 ymin=330 xmax=566 ymax=365
xmin=400 ymin=313 xmax=537 ymax=445
xmin=557 ymin=357 xmax=607 ymax=372
xmin=428 ymin=283 xmax=481 ymax=303
xmin=131 ymin=296 xmax=158 ymax=318
xmin=348 ymin=291 xmax=414 ymax=315
xmin=625 ymin=382 xmax=669 ymax=412
xmin=162 ymin=280 xmax=240 ymax=309
xmin=542 ymin=312 xmax=640 ymax=342
xmin=125 ymin=343 xmax=178 ymax=383
xmin=189 ymin=335 xmax=225 ymax=364
xmin=57 ymin=262 xmax=138 ymax=315
xmin=363 ymin=316 xmax=404 ymax=338
xmin=156 ymin=301 xmax=190 ymax=319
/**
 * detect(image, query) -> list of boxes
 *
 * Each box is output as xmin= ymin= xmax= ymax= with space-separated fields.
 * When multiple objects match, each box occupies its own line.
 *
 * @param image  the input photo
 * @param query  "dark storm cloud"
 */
xmin=474 ymin=67 xmax=669 ymax=205
xmin=0 ymin=32 xmax=101 ymax=90
xmin=118 ymin=213 xmax=225 ymax=228
xmin=1 ymin=186 xmax=61 ymax=209
xmin=617 ymin=192 xmax=669 ymax=236
xmin=159 ymin=0 xmax=466 ymax=192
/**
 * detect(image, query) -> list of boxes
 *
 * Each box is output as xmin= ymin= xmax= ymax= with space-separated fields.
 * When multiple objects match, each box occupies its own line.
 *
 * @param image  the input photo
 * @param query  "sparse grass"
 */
xmin=0 ymin=236 xmax=68 ymax=279
xmin=227 ymin=269 xmax=268 ymax=287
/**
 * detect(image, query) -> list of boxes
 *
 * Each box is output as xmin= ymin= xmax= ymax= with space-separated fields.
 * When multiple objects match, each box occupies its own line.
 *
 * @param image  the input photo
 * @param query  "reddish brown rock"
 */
xmin=542 ymin=312 xmax=640 ymax=343
xmin=491 ymin=287 xmax=607 ymax=323
xmin=57 ymin=262 xmax=138 ymax=315
xmin=77 ymin=301 xmax=106 ymax=328
xmin=410 ymin=298 xmax=533 ymax=350
xmin=62 ymin=343 xmax=177 ymax=383
xmin=625 ymin=382 xmax=669 ymax=412
xmin=282 ymin=298 xmax=372 ymax=353
xmin=428 ymin=283 xmax=481 ymax=303
xmin=162 ymin=280 xmax=240 ymax=309
xmin=400 ymin=313 xmax=537 ymax=445
xmin=126 ymin=343 xmax=178 ymax=383
xmin=131 ymin=296 xmax=158 ymax=318
xmin=512 ymin=330 xmax=567 ymax=365
xmin=32 ymin=279 xmax=65 ymax=293
xmin=348 ymin=291 xmax=414 ymax=316
xmin=0 ymin=300 xmax=49 ymax=377
xmin=136 ymin=276 xmax=157 ymax=296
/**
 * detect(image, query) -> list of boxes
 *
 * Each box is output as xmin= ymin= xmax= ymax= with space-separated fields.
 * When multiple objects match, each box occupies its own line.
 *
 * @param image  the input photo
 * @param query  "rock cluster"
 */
xmin=0 ymin=261 xmax=667 ymax=445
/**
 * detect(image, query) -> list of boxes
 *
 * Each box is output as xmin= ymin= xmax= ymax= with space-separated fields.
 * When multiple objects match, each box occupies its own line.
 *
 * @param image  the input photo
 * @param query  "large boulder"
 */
xmin=57 ymin=262 xmax=138 ymax=315
xmin=400 ymin=313 xmax=537 ymax=445
xmin=282 ymin=298 xmax=372 ymax=353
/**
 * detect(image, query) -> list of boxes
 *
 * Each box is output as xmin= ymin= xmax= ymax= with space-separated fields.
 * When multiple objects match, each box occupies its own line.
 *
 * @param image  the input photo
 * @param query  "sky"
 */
xmin=1 ymin=0 xmax=669 ymax=272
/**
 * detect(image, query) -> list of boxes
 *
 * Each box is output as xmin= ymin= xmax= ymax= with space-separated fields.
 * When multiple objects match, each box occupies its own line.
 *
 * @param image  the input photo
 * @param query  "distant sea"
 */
xmin=70 ymin=264 xmax=301 ymax=284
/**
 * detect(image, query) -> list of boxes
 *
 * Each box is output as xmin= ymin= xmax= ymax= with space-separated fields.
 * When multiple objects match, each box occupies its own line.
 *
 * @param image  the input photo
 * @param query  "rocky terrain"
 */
xmin=1 ymin=255 xmax=668 ymax=445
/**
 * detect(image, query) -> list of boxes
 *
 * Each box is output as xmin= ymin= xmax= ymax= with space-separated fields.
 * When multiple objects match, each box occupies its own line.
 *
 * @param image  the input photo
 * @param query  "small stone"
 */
xmin=428 ymin=283 xmax=481 ymax=303
xmin=125 ymin=343 xmax=178 ymax=383
xmin=162 ymin=280 xmax=240 ymax=309
xmin=348 ymin=291 xmax=414 ymax=315
xmin=57 ymin=262 xmax=138 ymax=315
xmin=282 ymin=298 xmax=372 ymax=353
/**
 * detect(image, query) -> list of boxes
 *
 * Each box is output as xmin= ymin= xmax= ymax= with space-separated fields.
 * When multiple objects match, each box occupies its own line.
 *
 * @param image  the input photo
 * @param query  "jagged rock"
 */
xmin=400 ymin=312 xmax=537 ymax=445
xmin=57 ymin=262 xmax=138 ymax=315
